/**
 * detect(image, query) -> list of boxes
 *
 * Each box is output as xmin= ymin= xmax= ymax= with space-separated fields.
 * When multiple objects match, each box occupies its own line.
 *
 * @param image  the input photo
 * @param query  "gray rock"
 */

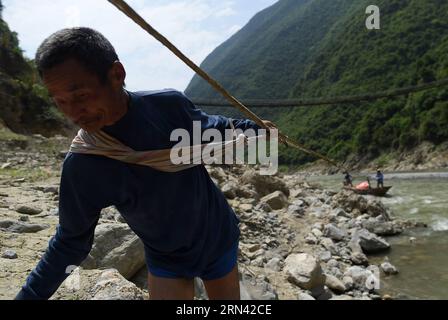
xmin=101 ymin=207 xmax=125 ymax=223
xmin=19 ymin=216 xmax=30 ymax=222
xmin=251 ymin=256 xmax=265 ymax=267
xmin=320 ymin=237 xmax=339 ymax=255
xmin=332 ymin=208 xmax=351 ymax=218
xmin=355 ymin=229 xmax=391 ymax=253
xmin=323 ymin=224 xmax=347 ymax=241
xmin=290 ymin=189 xmax=304 ymax=199
xmin=222 ymin=183 xmax=236 ymax=199
xmin=311 ymin=228 xmax=323 ymax=238
xmin=287 ymin=204 xmax=305 ymax=216
xmin=312 ymin=223 xmax=323 ymax=231
xmin=33 ymin=185 xmax=60 ymax=195
xmin=208 ymin=167 xmax=227 ymax=184
xmin=1 ymin=163 xmax=12 ymax=170
xmin=240 ymin=170 xmax=290 ymax=197
xmin=319 ymin=251 xmax=332 ymax=262
xmin=240 ymin=274 xmax=278 ymax=300
xmin=284 ymin=253 xmax=326 ymax=290
xmin=362 ymin=219 xmax=402 ymax=236
xmin=344 ymin=266 xmax=380 ymax=291
xmin=81 ymin=223 xmax=145 ymax=279
xmin=325 ymin=274 xmax=346 ymax=293
xmin=255 ymin=202 xmax=272 ymax=212
xmin=265 ymin=257 xmax=282 ymax=272
xmin=89 ymin=269 xmax=146 ymax=300
xmin=298 ymin=292 xmax=316 ymax=300
xmin=0 ymin=220 xmax=49 ymax=233
xmin=261 ymin=191 xmax=289 ymax=210
xmin=366 ymin=200 xmax=392 ymax=221
xmin=350 ymin=251 xmax=369 ymax=266
xmin=342 ymin=276 xmax=354 ymax=290
xmin=246 ymin=248 xmax=265 ymax=260
xmin=326 ymin=259 xmax=339 ymax=269
xmin=15 ymin=205 xmax=43 ymax=215
xmin=348 ymin=235 xmax=369 ymax=265
xmin=2 ymin=250 xmax=18 ymax=259
xmin=292 ymin=199 xmax=305 ymax=207
xmin=381 ymin=262 xmax=399 ymax=275
xmin=305 ymin=235 xmax=318 ymax=245
xmin=246 ymin=244 xmax=261 ymax=252
xmin=236 ymin=187 xmax=259 ymax=200
xmin=239 ymin=203 xmax=253 ymax=212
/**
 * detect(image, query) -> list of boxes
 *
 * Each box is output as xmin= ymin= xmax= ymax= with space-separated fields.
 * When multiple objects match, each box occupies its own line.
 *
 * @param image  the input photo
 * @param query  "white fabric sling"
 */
xmin=69 ymin=122 xmax=266 ymax=173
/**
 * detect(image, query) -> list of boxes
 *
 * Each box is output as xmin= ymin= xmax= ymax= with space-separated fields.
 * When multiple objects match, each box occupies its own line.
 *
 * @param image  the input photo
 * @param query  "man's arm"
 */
xmin=15 ymin=154 xmax=105 ymax=300
xmin=179 ymin=92 xmax=265 ymax=134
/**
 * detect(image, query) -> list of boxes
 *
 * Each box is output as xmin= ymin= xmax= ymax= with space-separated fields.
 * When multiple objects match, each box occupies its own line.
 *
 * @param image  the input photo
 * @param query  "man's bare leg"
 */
xmin=148 ymin=273 xmax=194 ymax=300
xmin=203 ymin=264 xmax=240 ymax=300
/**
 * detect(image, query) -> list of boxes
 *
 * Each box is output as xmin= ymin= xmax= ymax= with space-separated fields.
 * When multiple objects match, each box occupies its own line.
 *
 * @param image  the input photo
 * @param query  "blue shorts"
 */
xmin=148 ymin=241 xmax=239 ymax=281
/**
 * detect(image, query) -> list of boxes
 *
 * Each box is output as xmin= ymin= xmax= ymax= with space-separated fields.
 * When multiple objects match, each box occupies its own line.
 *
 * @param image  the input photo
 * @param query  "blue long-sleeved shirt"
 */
xmin=15 ymin=90 xmax=262 ymax=300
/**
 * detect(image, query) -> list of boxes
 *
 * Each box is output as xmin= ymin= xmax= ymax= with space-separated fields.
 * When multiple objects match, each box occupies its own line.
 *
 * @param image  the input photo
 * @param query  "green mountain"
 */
xmin=0 ymin=0 xmax=69 ymax=137
xmin=185 ymin=0 xmax=448 ymax=166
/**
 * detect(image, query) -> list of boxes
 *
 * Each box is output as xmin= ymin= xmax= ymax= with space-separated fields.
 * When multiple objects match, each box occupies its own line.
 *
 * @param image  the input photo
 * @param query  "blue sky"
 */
xmin=3 ymin=0 xmax=277 ymax=91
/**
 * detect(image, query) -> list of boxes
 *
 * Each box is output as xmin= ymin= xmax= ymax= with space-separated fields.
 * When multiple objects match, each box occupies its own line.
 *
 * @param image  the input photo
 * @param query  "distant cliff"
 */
xmin=0 ymin=0 xmax=71 ymax=137
xmin=186 ymin=0 xmax=448 ymax=165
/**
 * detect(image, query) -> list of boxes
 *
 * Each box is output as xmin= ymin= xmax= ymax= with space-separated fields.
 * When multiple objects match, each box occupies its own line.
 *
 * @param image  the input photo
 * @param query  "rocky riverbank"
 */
xmin=296 ymin=141 xmax=448 ymax=176
xmin=0 ymin=132 xmax=426 ymax=300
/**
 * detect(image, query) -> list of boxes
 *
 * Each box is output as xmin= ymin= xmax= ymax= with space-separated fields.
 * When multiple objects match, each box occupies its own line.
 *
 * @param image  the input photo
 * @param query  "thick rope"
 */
xmin=191 ymin=77 xmax=448 ymax=108
xmin=107 ymin=0 xmax=343 ymax=170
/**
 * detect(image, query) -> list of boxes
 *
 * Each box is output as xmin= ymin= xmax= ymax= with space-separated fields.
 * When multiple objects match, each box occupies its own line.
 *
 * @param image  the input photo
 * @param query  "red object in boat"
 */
xmin=356 ymin=181 xmax=370 ymax=190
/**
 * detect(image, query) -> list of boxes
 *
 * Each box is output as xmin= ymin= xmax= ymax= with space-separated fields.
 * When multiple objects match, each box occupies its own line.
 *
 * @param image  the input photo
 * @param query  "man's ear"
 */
xmin=108 ymin=61 xmax=126 ymax=89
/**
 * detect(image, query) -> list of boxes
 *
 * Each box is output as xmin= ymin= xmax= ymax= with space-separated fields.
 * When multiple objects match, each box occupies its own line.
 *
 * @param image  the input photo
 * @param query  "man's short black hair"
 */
xmin=35 ymin=27 xmax=119 ymax=83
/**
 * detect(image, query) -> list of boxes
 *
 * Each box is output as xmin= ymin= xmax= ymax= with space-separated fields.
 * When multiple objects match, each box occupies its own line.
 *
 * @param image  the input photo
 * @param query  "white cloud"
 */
xmin=2 ymin=0 xmax=276 ymax=91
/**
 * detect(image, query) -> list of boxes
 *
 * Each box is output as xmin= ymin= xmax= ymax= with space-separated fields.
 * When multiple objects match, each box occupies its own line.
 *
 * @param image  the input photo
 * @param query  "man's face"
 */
xmin=43 ymin=58 xmax=124 ymax=132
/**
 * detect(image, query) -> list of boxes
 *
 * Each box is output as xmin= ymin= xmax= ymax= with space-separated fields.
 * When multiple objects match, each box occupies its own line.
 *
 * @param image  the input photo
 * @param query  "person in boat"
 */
xmin=343 ymin=171 xmax=353 ymax=187
xmin=375 ymin=169 xmax=384 ymax=188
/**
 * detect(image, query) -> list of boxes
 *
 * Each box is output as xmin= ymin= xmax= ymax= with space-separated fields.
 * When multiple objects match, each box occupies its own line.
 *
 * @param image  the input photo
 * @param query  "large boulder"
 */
xmin=362 ymin=218 xmax=402 ymax=236
xmin=353 ymin=229 xmax=391 ymax=254
xmin=89 ymin=269 xmax=146 ymax=300
xmin=240 ymin=170 xmax=290 ymax=197
xmin=365 ymin=200 xmax=392 ymax=221
xmin=323 ymin=224 xmax=347 ymax=241
xmin=260 ymin=191 xmax=289 ymax=210
xmin=325 ymin=274 xmax=346 ymax=293
xmin=348 ymin=235 xmax=369 ymax=265
xmin=343 ymin=266 xmax=380 ymax=292
xmin=81 ymin=223 xmax=145 ymax=279
xmin=284 ymin=253 xmax=326 ymax=291
xmin=53 ymin=268 xmax=146 ymax=300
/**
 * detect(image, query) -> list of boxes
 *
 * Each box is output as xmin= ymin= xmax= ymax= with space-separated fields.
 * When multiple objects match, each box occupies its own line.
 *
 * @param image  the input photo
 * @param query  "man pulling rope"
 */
xmin=15 ymin=27 xmax=275 ymax=300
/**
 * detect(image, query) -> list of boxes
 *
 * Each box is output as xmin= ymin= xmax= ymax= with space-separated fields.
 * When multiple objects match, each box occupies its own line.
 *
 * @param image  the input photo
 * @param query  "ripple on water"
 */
xmin=382 ymin=196 xmax=406 ymax=205
xmin=432 ymin=218 xmax=448 ymax=231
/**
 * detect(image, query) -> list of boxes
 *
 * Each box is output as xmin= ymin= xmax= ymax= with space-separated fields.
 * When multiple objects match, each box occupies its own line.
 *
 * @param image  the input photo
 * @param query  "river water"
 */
xmin=308 ymin=171 xmax=448 ymax=300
